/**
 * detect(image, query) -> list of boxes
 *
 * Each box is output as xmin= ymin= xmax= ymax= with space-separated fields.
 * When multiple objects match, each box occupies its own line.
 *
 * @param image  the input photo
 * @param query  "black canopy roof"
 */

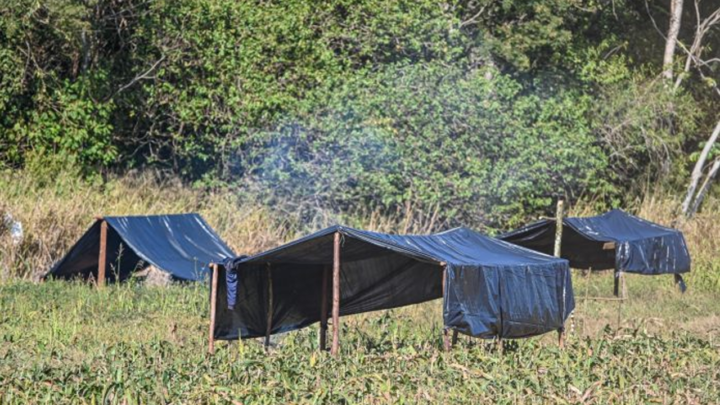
xmin=47 ymin=214 xmax=235 ymax=282
xmin=215 ymin=225 xmax=574 ymax=341
xmin=499 ymin=209 xmax=691 ymax=275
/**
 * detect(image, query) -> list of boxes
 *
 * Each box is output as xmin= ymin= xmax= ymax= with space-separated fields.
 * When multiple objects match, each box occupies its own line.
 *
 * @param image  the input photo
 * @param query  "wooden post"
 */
xmin=613 ymin=271 xmax=620 ymax=297
xmin=441 ymin=264 xmax=451 ymax=351
xmin=496 ymin=337 xmax=503 ymax=354
xmin=208 ymin=263 xmax=219 ymax=355
xmin=319 ymin=265 xmax=330 ymax=351
xmin=451 ymin=330 xmax=459 ymax=347
xmin=98 ymin=219 xmax=108 ymax=287
xmin=554 ymin=199 xmax=564 ymax=257
xmin=265 ymin=263 xmax=273 ymax=350
xmin=331 ymin=232 xmax=341 ymax=356
xmin=554 ymin=199 xmax=566 ymax=346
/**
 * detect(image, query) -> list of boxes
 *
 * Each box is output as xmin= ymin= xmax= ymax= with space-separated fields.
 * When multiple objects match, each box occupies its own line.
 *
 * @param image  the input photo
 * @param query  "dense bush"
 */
xmin=0 ymin=0 xmax=716 ymax=226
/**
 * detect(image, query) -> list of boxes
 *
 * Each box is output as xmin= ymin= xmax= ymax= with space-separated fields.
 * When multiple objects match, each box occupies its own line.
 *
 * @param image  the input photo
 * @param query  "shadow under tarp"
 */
xmin=46 ymin=214 xmax=235 ymax=282
xmin=215 ymin=226 xmax=574 ymax=342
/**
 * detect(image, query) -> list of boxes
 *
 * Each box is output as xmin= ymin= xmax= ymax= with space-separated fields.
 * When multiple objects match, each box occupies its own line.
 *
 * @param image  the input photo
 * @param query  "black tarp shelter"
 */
xmin=46 ymin=214 xmax=235 ymax=283
xmin=210 ymin=225 xmax=574 ymax=354
xmin=499 ymin=209 xmax=691 ymax=292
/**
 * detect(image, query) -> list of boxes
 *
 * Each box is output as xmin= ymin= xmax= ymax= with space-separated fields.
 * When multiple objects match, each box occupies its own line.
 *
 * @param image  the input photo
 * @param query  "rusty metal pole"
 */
xmin=331 ymin=232 xmax=341 ymax=356
xmin=264 ymin=263 xmax=273 ymax=350
xmin=554 ymin=199 xmax=565 ymax=348
xmin=319 ymin=265 xmax=330 ymax=351
xmin=98 ymin=219 xmax=108 ymax=287
xmin=208 ymin=263 xmax=219 ymax=355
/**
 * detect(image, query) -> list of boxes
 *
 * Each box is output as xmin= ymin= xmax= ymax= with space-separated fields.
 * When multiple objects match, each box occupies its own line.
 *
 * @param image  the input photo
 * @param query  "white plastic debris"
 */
xmin=3 ymin=213 xmax=23 ymax=246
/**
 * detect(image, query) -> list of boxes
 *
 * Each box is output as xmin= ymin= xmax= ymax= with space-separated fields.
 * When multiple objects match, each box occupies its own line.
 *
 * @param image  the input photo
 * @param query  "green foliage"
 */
xmin=0 ymin=0 xmax=716 ymax=226
xmin=246 ymin=63 xmax=609 ymax=225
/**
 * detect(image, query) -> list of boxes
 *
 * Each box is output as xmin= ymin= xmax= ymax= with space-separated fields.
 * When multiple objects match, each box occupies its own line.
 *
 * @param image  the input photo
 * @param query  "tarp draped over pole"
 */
xmin=213 ymin=225 xmax=574 ymax=342
xmin=46 ymin=214 xmax=235 ymax=282
xmin=499 ymin=209 xmax=691 ymax=277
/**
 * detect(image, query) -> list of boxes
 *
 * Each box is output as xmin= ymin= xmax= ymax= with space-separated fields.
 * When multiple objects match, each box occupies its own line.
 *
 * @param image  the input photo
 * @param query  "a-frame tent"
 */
xmin=46 ymin=214 xmax=235 ymax=284
xmin=499 ymin=209 xmax=691 ymax=294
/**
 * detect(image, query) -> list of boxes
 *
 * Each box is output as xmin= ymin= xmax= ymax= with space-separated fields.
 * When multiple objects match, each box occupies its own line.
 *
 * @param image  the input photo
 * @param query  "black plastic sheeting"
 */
xmin=499 ymin=209 xmax=691 ymax=276
xmin=215 ymin=226 xmax=574 ymax=341
xmin=46 ymin=214 xmax=235 ymax=282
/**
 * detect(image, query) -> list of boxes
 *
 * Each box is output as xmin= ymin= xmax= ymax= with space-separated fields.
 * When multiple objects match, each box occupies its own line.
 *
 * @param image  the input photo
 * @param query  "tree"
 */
xmin=663 ymin=0 xmax=685 ymax=80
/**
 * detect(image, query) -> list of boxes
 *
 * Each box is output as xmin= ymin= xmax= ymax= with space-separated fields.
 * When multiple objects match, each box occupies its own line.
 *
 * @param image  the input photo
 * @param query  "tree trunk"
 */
xmin=682 ymin=120 xmax=720 ymax=216
xmin=688 ymin=159 xmax=720 ymax=217
xmin=663 ymin=0 xmax=684 ymax=80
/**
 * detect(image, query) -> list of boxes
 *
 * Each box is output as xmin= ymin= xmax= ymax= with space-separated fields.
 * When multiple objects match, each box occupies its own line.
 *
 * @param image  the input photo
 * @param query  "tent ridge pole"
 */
xmin=331 ymin=232 xmax=341 ymax=356
xmin=98 ymin=219 xmax=107 ymax=288
xmin=208 ymin=263 xmax=218 ymax=355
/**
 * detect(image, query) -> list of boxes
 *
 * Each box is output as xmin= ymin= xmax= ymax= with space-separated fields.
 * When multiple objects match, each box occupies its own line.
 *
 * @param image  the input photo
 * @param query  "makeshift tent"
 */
xmin=46 ymin=214 xmax=235 ymax=283
xmin=211 ymin=225 xmax=574 ymax=353
xmin=499 ymin=209 xmax=690 ymax=291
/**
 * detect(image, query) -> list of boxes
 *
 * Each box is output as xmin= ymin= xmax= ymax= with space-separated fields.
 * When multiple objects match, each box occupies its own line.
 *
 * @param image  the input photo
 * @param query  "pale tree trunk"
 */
xmin=688 ymin=159 xmax=720 ymax=217
xmin=682 ymin=120 xmax=720 ymax=215
xmin=663 ymin=0 xmax=684 ymax=80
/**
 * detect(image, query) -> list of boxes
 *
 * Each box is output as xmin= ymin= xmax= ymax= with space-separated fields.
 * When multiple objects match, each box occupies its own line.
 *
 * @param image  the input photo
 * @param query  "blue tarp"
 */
xmin=499 ymin=209 xmax=691 ymax=276
xmin=215 ymin=226 xmax=574 ymax=341
xmin=47 ymin=214 xmax=235 ymax=282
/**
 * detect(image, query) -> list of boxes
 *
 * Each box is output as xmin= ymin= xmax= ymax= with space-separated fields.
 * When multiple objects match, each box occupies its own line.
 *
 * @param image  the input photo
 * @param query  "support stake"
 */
xmin=265 ymin=263 xmax=273 ymax=350
xmin=208 ymin=263 xmax=219 ymax=355
xmin=319 ymin=265 xmax=329 ymax=351
xmin=441 ymin=264 xmax=451 ymax=351
xmin=554 ymin=199 xmax=569 ymax=342
xmin=613 ymin=270 xmax=621 ymax=297
xmin=554 ymin=199 xmax=564 ymax=258
xmin=331 ymin=232 xmax=341 ymax=356
xmin=98 ymin=219 xmax=108 ymax=287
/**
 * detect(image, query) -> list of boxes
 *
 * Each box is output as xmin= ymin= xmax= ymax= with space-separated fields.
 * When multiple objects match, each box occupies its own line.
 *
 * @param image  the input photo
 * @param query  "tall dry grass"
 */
xmin=1 ymin=166 xmax=718 ymax=289
xmin=0 ymin=167 xmax=441 ymax=280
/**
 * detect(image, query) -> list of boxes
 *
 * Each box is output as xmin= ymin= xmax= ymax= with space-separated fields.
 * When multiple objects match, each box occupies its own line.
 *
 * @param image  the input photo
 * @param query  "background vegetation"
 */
xmin=2 ymin=0 xmax=718 ymax=226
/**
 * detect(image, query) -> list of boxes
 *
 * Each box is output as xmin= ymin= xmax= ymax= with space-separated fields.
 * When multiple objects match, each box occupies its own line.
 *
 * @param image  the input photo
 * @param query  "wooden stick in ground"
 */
xmin=554 ymin=199 xmax=566 ymax=346
xmin=331 ymin=232 xmax=341 ymax=356
xmin=264 ymin=263 xmax=273 ymax=350
xmin=583 ymin=268 xmax=591 ymax=335
xmin=554 ymin=199 xmax=564 ymax=257
xmin=441 ymin=264 xmax=451 ymax=351
xmin=319 ymin=265 xmax=329 ymax=351
xmin=208 ymin=263 xmax=219 ymax=355
xmin=451 ymin=330 xmax=459 ymax=347
xmin=613 ymin=270 xmax=620 ymax=297
xmin=558 ymin=329 xmax=564 ymax=349
xmin=98 ymin=219 xmax=107 ymax=287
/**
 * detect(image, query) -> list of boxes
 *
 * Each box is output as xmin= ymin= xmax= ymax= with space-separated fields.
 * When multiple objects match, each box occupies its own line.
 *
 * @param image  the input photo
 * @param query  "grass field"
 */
xmin=2 ymin=169 xmax=719 ymax=403
xmin=2 ymin=273 xmax=719 ymax=404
